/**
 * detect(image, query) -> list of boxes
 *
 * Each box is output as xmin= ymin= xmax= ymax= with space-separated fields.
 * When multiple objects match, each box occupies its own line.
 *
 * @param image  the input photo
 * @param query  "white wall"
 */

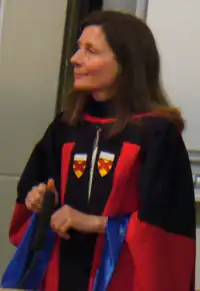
xmin=102 ymin=0 xmax=148 ymax=19
xmin=147 ymin=0 xmax=200 ymax=151
xmin=147 ymin=0 xmax=200 ymax=288
xmin=103 ymin=0 xmax=137 ymax=12
xmin=0 ymin=0 xmax=67 ymax=277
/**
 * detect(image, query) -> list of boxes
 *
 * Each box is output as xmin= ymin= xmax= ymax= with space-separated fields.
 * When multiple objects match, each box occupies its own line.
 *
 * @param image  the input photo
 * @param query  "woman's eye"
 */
xmin=88 ymin=48 xmax=96 ymax=54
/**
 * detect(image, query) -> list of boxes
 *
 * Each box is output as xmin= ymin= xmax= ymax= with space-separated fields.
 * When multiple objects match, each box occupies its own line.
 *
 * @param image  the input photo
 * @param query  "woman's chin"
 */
xmin=73 ymin=81 xmax=94 ymax=91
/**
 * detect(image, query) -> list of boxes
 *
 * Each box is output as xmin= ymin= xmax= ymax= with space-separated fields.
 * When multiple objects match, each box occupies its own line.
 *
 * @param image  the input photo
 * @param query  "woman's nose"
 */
xmin=70 ymin=49 xmax=83 ymax=66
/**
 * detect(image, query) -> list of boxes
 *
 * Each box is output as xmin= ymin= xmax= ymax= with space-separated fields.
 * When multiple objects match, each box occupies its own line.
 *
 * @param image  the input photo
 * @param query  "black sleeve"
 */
xmin=17 ymin=113 xmax=63 ymax=204
xmin=139 ymin=118 xmax=196 ymax=239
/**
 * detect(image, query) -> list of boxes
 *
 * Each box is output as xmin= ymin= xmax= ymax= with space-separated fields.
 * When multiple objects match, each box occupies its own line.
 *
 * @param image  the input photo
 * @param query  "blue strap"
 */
xmin=93 ymin=215 xmax=130 ymax=291
xmin=1 ymin=213 xmax=56 ymax=290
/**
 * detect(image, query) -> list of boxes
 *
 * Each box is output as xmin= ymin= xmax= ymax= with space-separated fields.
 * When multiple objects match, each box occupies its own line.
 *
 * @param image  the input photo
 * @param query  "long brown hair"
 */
xmin=64 ymin=11 xmax=184 ymax=134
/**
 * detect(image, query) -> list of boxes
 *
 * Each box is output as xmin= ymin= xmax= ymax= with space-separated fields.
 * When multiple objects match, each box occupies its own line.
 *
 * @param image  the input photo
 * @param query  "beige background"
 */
xmin=0 ymin=0 xmax=67 ymax=276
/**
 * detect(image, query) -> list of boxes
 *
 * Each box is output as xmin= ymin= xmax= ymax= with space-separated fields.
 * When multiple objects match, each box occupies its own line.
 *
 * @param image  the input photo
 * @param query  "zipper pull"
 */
xmin=93 ymin=127 xmax=101 ymax=149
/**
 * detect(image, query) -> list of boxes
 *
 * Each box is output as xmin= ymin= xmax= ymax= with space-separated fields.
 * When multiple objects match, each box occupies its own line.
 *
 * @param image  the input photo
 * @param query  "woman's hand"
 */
xmin=25 ymin=179 xmax=58 ymax=212
xmin=51 ymin=205 xmax=107 ymax=238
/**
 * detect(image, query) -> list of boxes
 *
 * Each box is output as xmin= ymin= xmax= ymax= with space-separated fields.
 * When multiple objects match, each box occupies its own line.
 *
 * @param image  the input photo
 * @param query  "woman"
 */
xmin=5 ymin=11 xmax=196 ymax=291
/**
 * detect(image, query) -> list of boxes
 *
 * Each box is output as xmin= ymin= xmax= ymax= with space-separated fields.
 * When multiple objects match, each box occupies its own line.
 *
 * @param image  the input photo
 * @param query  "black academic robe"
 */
xmin=9 ymin=103 xmax=196 ymax=291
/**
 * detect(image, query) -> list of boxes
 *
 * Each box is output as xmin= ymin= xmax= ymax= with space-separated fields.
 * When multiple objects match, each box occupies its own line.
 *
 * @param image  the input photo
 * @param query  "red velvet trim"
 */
xmin=43 ymin=237 xmax=60 ymax=291
xmin=126 ymin=212 xmax=195 ymax=291
xmin=89 ymin=143 xmax=141 ymax=291
xmin=105 ymin=212 xmax=195 ymax=291
xmin=83 ymin=112 xmax=154 ymax=124
xmin=9 ymin=203 xmax=32 ymax=246
xmin=61 ymin=143 xmax=75 ymax=205
xmin=83 ymin=114 xmax=115 ymax=124
xmin=44 ymin=142 xmax=75 ymax=291
xmin=107 ymin=242 xmax=134 ymax=291
xmin=89 ymin=140 xmax=195 ymax=291
xmin=102 ymin=143 xmax=140 ymax=216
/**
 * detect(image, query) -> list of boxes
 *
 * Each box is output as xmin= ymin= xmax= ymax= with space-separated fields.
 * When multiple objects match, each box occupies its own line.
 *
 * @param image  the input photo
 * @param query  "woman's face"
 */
xmin=70 ymin=25 xmax=119 ymax=101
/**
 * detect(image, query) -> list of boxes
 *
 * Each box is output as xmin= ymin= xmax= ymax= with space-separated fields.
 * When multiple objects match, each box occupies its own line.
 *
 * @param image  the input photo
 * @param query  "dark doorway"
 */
xmin=56 ymin=0 xmax=103 ymax=113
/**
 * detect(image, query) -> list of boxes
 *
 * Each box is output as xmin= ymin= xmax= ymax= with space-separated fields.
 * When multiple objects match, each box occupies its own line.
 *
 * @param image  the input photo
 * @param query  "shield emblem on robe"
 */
xmin=98 ymin=151 xmax=115 ymax=177
xmin=73 ymin=154 xmax=87 ymax=179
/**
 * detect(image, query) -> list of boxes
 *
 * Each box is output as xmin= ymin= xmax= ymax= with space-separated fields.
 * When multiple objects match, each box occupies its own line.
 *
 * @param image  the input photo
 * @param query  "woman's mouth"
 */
xmin=74 ymin=73 xmax=88 ymax=79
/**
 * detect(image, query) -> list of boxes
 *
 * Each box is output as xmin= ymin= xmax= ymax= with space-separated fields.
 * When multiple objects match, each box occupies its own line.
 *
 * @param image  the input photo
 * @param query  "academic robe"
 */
xmin=5 ymin=100 xmax=196 ymax=291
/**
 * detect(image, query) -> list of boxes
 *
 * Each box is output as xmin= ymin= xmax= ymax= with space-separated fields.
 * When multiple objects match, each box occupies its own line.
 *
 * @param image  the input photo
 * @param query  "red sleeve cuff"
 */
xmin=9 ymin=203 xmax=32 ymax=246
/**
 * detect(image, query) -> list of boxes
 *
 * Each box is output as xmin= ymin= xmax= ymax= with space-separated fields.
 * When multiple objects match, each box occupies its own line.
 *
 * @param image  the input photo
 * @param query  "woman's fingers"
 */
xmin=25 ymin=183 xmax=46 ymax=212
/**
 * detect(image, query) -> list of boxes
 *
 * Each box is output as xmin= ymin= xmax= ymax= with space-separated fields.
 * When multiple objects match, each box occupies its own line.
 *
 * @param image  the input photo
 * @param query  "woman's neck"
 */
xmin=92 ymin=86 xmax=116 ymax=102
xmin=84 ymin=96 xmax=116 ymax=118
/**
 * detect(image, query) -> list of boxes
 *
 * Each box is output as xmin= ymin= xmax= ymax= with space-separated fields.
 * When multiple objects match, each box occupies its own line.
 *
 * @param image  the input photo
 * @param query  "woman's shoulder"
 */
xmin=137 ymin=113 xmax=185 ymax=151
xmin=49 ymin=111 xmax=64 ymax=127
xmin=139 ymin=115 xmax=178 ymax=131
xmin=143 ymin=107 xmax=185 ymax=131
xmin=135 ymin=107 xmax=184 ymax=136
xmin=44 ymin=111 xmax=65 ymax=134
xmin=37 ymin=111 xmax=67 ymax=147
